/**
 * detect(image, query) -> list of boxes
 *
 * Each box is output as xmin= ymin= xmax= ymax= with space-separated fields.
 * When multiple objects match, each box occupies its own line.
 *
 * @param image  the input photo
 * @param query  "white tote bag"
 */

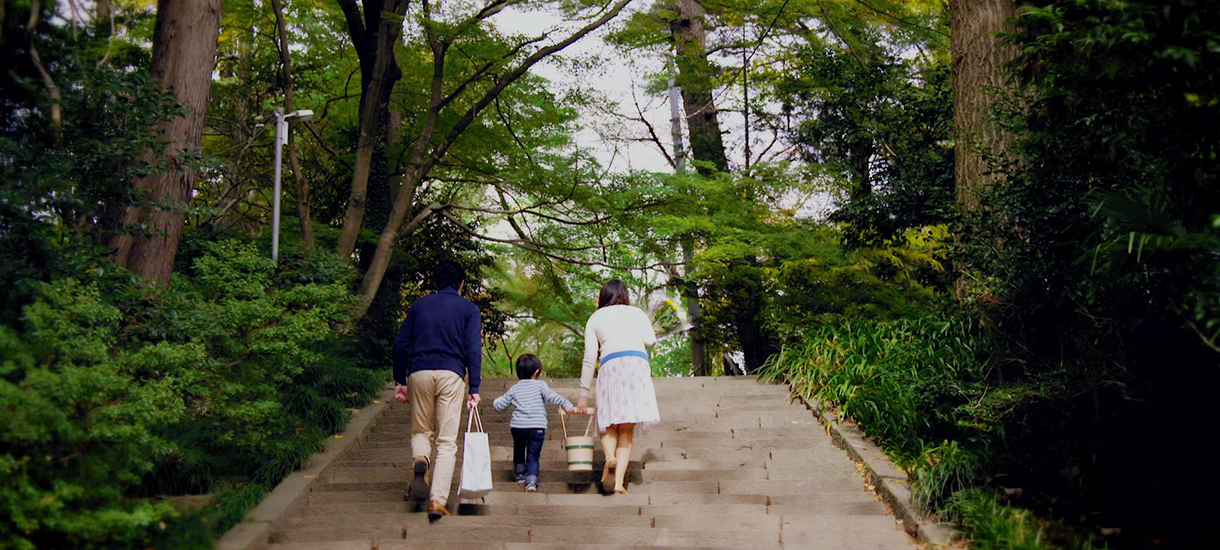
xmin=458 ymin=406 xmax=494 ymax=500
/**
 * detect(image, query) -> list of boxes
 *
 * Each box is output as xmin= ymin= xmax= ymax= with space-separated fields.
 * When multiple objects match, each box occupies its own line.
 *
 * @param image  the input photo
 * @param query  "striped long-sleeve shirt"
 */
xmin=492 ymin=379 xmax=573 ymax=429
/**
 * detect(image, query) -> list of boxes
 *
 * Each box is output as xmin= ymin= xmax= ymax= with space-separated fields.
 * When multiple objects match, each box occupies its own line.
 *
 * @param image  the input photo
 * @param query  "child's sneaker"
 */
xmin=524 ymin=483 xmax=538 ymax=493
xmin=515 ymin=473 xmax=526 ymax=484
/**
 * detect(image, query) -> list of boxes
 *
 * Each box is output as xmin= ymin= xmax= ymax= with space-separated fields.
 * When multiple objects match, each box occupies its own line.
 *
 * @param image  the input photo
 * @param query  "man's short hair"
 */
xmin=433 ymin=260 xmax=466 ymax=290
xmin=516 ymin=354 xmax=543 ymax=380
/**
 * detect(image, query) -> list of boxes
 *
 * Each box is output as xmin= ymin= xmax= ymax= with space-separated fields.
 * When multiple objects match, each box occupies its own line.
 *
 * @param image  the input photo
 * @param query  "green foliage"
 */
xmin=0 ymin=8 xmax=178 ymax=320
xmin=968 ymin=0 xmax=1220 ymax=361
xmin=759 ymin=315 xmax=985 ymax=467
xmin=946 ymin=489 xmax=1103 ymax=550
xmin=650 ymin=333 xmax=692 ymax=378
xmin=764 ymin=225 xmax=949 ymax=340
xmin=911 ymin=440 xmax=982 ymax=517
xmin=0 ymin=282 xmax=181 ymax=550
xmin=780 ymin=45 xmax=955 ymax=246
xmin=0 ymin=240 xmax=379 ymax=549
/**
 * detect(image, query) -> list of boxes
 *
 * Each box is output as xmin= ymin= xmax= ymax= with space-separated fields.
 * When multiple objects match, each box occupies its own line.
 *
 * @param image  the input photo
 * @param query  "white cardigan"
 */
xmin=580 ymin=305 xmax=657 ymax=398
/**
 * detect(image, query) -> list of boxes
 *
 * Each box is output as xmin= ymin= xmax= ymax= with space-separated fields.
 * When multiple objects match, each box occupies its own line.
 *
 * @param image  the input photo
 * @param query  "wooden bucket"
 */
xmin=560 ymin=408 xmax=596 ymax=472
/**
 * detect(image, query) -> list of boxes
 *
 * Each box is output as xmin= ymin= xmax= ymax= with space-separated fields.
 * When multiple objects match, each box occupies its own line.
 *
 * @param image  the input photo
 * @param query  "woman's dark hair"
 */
xmin=516 ymin=354 xmax=543 ymax=380
xmin=432 ymin=260 xmax=466 ymax=290
xmin=597 ymin=280 xmax=631 ymax=309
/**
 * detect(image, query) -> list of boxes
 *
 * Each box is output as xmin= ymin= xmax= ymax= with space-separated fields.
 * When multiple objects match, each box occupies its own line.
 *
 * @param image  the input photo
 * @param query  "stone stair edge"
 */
xmin=790 ymin=391 xmax=955 ymax=547
xmin=215 ymin=387 xmax=396 ymax=550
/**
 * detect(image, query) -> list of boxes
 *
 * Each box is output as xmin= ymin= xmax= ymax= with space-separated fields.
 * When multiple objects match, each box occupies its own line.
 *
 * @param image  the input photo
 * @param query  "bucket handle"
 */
xmin=560 ymin=407 xmax=596 ymax=439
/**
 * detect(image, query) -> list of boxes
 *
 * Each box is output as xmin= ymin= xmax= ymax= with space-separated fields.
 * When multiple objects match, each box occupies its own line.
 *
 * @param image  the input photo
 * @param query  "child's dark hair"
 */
xmin=516 ymin=354 xmax=543 ymax=380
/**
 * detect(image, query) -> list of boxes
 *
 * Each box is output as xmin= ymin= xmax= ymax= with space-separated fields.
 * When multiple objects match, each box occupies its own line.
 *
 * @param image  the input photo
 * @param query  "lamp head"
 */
xmin=286 ymin=109 xmax=314 ymax=122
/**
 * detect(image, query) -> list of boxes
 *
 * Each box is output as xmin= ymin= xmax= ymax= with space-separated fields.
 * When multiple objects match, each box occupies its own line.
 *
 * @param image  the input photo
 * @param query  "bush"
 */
xmin=946 ymin=489 xmax=1102 ymax=550
xmin=1 ymin=281 xmax=182 ymax=550
xmin=759 ymin=315 xmax=985 ymax=467
xmin=0 ymin=239 xmax=381 ymax=549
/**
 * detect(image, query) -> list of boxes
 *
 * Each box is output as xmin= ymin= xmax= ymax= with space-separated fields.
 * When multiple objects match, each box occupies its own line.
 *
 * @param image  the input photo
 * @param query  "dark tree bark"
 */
xmin=110 ymin=0 xmax=222 ymax=284
xmin=335 ymin=0 xmax=408 ymax=259
xmin=949 ymin=0 xmax=1019 ymax=209
xmin=667 ymin=0 xmax=730 ymax=373
xmin=669 ymin=0 xmax=729 ymax=175
xmin=667 ymin=75 xmax=708 ymax=375
xmin=272 ymin=0 xmax=314 ymax=249
xmin=94 ymin=0 xmax=112 ymax=37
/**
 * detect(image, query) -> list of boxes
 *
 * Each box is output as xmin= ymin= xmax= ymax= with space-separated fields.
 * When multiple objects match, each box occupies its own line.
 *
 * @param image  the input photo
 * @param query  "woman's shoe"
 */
xmin=613 ymin=486 xmax=628 ymax=495
xmin=599 ymin=459 xmax=617 ymax=490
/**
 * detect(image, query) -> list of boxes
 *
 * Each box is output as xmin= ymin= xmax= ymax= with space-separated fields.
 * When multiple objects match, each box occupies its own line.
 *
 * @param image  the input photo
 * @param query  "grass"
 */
xmin=145 ymin=482 xmax=271 ymax=549
xmin=947 ymin=490 xmax=1104 ymax=550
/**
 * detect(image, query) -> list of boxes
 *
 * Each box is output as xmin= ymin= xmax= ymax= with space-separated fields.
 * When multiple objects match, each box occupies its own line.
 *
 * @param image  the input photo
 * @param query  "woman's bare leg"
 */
xmin=613 ymin=423 xmax=635 ymax=493
xmin=600 ymin=425 xmax=618 ymax=489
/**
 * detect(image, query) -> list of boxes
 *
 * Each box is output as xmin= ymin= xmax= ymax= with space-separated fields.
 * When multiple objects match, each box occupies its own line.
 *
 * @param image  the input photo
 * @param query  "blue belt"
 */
xmin=600 ymin=350 xmax=650 ymax=365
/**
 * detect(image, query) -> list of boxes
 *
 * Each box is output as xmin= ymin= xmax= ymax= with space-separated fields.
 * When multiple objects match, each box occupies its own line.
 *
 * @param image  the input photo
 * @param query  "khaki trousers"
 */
xmin=408 ymin=369 xmax=465 ymax=506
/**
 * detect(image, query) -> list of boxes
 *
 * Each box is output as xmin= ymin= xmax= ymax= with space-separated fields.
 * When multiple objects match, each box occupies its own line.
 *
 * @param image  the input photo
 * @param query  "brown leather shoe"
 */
xmin=427 ymin=500 xmax=450 ymax=522
xmin=406 ymin=456 xmax=430 ymax=503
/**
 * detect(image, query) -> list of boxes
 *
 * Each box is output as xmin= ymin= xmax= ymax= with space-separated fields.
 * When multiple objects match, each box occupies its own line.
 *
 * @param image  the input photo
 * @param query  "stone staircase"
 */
xmin=263 ymin=377 xmax=914 ymax=549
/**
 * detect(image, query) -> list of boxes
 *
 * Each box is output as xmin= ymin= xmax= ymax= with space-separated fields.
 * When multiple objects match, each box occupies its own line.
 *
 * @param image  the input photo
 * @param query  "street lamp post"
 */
xmin=271 ymin=108 xmax=313 ymax=264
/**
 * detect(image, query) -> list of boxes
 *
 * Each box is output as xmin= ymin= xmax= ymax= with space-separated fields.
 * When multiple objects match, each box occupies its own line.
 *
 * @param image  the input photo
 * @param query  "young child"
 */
xmin=492 ymin=354 xmax=574 ymax=492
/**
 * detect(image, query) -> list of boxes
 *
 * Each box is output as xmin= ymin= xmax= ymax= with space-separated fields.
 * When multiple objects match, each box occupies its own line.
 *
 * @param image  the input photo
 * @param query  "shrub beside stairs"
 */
xmin=258 ymin=377 xmax=914 ymax=549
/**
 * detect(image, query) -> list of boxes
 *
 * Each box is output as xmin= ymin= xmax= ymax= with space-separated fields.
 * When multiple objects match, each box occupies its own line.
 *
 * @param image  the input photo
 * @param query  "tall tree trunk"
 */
xmin=669 ymin=0 xmax=729 ymax=175
xmin=272 ymin=0 xmax=314 ymax=249
xmin=848 ymin=144 xmax=873 ymax=201
xmin=95 ymin=0 xmax=111 ymax=37
xmin=111 ymin=0 xmax=222 ymax=284
xmin=668 ymin=0 xmax=725 ymax=372
xmin=950 ymin=0 xmax=1019 ymax=209
xmin=335 ymin=0 xmax=407 ymax=259
xmin=668 ymin=74 xmax=708 ymax=376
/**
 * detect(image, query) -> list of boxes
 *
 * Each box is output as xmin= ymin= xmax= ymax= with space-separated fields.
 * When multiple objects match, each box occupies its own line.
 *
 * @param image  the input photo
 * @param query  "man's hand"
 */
xmin=573 ymin=396 xmax=589 ymax=415
xmin=467 ymin=393 xmax=481 ymax=409
xmin=394 ymin=384 xmax=409 ymax=404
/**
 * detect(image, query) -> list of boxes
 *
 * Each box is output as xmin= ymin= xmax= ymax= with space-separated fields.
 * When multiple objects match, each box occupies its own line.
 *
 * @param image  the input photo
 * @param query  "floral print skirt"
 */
xmin=596 ymin=355 xmax=661 ymax=435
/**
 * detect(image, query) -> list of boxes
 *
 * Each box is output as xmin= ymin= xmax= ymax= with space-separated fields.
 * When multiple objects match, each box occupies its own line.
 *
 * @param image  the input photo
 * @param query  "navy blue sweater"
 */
xmin=392 ymin=288 xmax=483 ymax=393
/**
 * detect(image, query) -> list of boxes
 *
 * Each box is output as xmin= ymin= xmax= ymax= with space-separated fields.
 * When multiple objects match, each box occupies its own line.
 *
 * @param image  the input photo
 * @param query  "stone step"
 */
xmin=346 ymin=444 xmax=834 ymax=463
xmin=283 ymin=510 xmax=849 ymax=531
xmin=271 ymin=524 xmax=786 ymax=548
xmin=295 ymin=501 xmax=776 ymax=519
xmin=324 ymin=466 xmax=768 ymax=485
xmin=361 ymin=429 xmax=821 ymax=445
xmin=451 ymin=525 xmax=781 ymax=547
xmin=314 ymin=479 xmax=718 ymax=495
xmin=377 ymin=410 xmax=811 ymax=423
xmin=370 ymin=417 xmax=814 ymax=433
xmin=333 ymin=459 xmax=634 ymax=470
xmin=353 ymin=456 xmax=850 ymax=477
xmin=475 ymin=377 xmax=774 ymax=389
xmin=302 ymin=488 xmax=881 ymax=514
xmin=380 ymin=403 xmax=807 ymax=419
